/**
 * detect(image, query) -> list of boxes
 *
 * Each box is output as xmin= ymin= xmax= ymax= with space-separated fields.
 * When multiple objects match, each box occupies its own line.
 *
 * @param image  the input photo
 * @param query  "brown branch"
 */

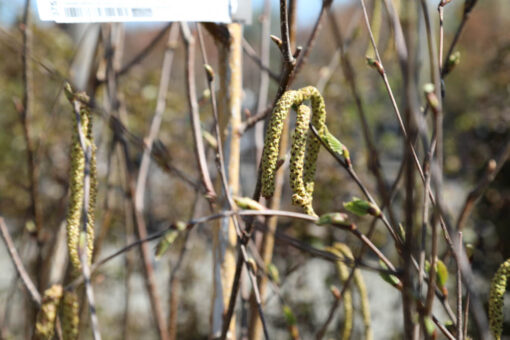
xmin=456 ymin=232 xmax=464 ymax=340
xmin=135 ymin=24 xmax=179 ymax=212
xmin=20 ymin=0 xmax=44 ymax=297
xmin=238 ymin=105 xmax=272 ymax=135
xmin=249 ymin=1 xmax=299 ymax=337
xmin=196 ymin=24 xmax=269 ymax=340
xmin=101 ymin=27 xmax=169 ymax=339
xmin=181 ymin=23 xmax=217 ymax=202
xmin=456 ymin=137 xmax=510 ymax=231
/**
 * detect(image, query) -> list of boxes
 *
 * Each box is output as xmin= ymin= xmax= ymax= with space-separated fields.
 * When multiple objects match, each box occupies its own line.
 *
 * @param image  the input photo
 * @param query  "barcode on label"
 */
xmin=36 ymin=0 xmax=234 ymax=23
xmin=63 ymin=7 xmax=150 ymax=18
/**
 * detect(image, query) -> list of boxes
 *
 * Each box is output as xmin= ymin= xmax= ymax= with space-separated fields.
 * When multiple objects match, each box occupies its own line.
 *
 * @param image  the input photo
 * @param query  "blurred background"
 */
xmin=0 ymin=0 xmax=509 ymax=338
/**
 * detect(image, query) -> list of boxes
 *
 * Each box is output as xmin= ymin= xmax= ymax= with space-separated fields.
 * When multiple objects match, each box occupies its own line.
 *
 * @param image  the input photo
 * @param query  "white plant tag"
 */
xmin=36 ymin=0 xmax=233 ymax=23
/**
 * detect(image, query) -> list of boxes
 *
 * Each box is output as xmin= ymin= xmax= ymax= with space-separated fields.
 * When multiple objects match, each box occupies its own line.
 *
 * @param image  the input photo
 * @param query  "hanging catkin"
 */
xmin=261 ymin=86 xmax=327 ymax=216
xmin=35 ymin=285 xmax=63 ymax=340
xmin=489 ymin=258 xmax=510 ymax=340
xmin=64 ymin=83 xmax=97 ymax=274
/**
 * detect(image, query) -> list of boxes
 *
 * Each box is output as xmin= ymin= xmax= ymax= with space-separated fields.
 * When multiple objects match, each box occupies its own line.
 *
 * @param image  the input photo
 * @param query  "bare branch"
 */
xmin=0 ymin=217 xmax=41 ymax=306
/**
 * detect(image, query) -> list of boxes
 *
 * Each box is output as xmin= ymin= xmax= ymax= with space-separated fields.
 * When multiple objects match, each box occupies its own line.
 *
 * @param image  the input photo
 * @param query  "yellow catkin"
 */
xmin=326 ymin=246 xmax=353 ymax=340
xmin=64 ymin=83 xmax=96 ymax=274
xmin=61 ymin=290 xmax=80 ymax=340
xmin=489 ymin=258 xmax=510 ymax=340
xmin=261 ymin=90 xmax=301 ymax=198
xmin=35 ymin=285 xmax=63 ymax=340
xmin=290 ymin=105 xmax=315 ymax=216
xmin=335 ymin=243 xmax=373 ymax=340
xmin=261 ymin=86 xmax=327 ymax=215
xmin=298 ymin=86 xmax=327 ymax=197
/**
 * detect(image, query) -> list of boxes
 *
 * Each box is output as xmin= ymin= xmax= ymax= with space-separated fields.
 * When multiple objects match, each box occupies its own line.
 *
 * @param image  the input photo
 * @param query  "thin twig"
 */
xmin=254 ymin=0 xmax=272 ymax=164
xmin=463 ymin=293 xmax=470 ymax=339
xmin=456 ymin=138 xmax=510 ymax=231
xmin=361 ymin=3 xmax=490 ymax=326
xmin=358 ymin=7 xmax=485 ymax=331
xmin=328 ymin=10 xmax=398 ymax=227
xmin=116 ymin=23 xmax=172 ymax=77
xmin=238 ymin=105 xmax=273 ymax=135
xmin=242 ymin=38 xmax=279 ymax=82
xmin=457 ymin=232 xmax=464 ymax=340
xmin=134 ymin=23 xmax=179 ymax=211
xmin=0 ymin=217 xmax=41 ymax=306
xmin=181 ymin=23 xmax=217 ymax=202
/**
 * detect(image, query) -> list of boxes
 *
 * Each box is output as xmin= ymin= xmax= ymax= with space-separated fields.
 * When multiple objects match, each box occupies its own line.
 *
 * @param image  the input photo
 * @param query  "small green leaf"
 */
xmin=436 ymin=259 xmax=449 ymax=289
xmin=379 ymin=260 xmax=401 ymax=287
xmin=397 ymin=223 xmax=406 ymax=242
xmin=267 ymin=263 xmax=280 ymax=285
xmin=343 ymin=197 xmax=380 ymax=217
xmin=155 ymin=223 xmax=186 ymax=259
xmin=423 ymin=316 xmax=435 ymax=336
xmin=425 ymin=259 xmax=449 ymax=289
xmin=321 ymin=127 xmax=345 ymax=157
xmin=317 ymin=212 xmax=351 ymax=227
xmin=201 ymin=129 xmax=218 ymax=149
xmin=233 ymin=196 xmax=265 ymax=211
xmin=282 ymin=305 xmax=297 ymax=326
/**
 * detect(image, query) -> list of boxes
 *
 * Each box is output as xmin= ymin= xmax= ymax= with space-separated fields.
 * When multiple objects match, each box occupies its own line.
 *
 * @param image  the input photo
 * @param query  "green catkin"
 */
xmin=261 ymin=90 xmax=301 ymax=198
xmin=64 ymin=83 xmax=96 ymax=274
xmin=327 ymin=246 xmax=353 ymax=340
xmin=261 ymin=86 xmax=327 ymax=215
xmin=61 ymin=291 xmax=80 ymax=340
xmin=335 ymin=243 xmax=373 ymax=340
xmin=299 ymin=86 xmax=327 ymax=197
xmin=290 ymin=105 xmax=315 ymax=216
xmin=35 ymin=285 xmax=63 ymax=340
xmin=489 ymin=258 xmax=510 ymax=340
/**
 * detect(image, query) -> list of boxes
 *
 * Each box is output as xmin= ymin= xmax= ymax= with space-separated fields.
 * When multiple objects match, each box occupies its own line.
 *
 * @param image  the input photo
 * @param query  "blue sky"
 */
xmin=1 ymin=0 xmax=347 ymax=27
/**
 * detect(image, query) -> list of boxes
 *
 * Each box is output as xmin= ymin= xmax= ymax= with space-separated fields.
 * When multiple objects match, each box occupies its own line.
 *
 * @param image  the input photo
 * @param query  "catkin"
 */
xmin=489 ymin=258 xmax=510 ymax=340
xmin=335 ymin=243 xmax=373 ymax=340
xmin=299 ymin=86 xmax=327 ymax=196
xmin=261 ymin=90 xmax=301 ymax=198
xmin=290 ymin=105 xmax=315 ymax=216
xmin=35 ymin=285 xmax=63 ymax=340
xmin=327 ymin=246 xmax=353 ymax=340
xmin=261 ymin=86 xmax=327 ymax=216
xmin=65 ymin=84 xmax=96 ymax=274
xmin=61 ymin=291 xmax=80 ymax=340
